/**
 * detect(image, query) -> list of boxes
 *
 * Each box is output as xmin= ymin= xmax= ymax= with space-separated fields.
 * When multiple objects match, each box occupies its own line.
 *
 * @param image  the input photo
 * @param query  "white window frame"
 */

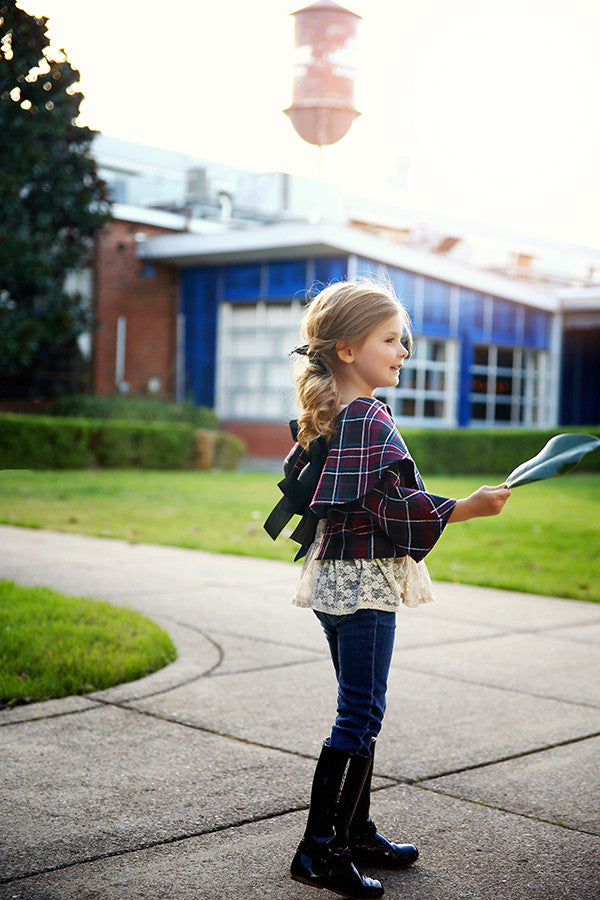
xmin=216 ymin=299 xmax=304 ymax=421
xmin=377 ymin=337 xmax=459 ymax=428
xmin=469 ymin=344 xmax=551 ymax=427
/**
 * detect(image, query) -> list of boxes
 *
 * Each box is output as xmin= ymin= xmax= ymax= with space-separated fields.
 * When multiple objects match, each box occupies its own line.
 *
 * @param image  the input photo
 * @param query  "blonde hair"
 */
xmin=293 ymin=279 xmax=412 ymax=448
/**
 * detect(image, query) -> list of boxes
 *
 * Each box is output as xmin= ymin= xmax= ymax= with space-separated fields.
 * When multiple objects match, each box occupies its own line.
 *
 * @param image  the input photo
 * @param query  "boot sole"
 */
xmin=291 ymin=872 xmax=385 ymax=899
xmin=351 ymin=852 xmax=418 ymax=869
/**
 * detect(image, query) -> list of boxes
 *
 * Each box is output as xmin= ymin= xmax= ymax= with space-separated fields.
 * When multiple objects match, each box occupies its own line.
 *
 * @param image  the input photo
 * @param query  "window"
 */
xmin=378 ymin=338 xmax=457 ymax=426
xmin=469 ymin=344 xmax=549 ymax=425
xmin=216 ymin=300 xmax=303 ymax=421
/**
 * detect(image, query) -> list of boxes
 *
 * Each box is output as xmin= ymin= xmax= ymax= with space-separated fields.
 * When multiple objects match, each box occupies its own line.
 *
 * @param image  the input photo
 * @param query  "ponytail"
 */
xmin=293 ymin=351 xmax=340 ymax=448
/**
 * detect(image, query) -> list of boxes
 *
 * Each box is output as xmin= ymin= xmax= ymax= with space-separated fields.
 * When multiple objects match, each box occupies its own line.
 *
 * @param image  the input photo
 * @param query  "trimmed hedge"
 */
xmin=400 ymin=427 xmax=600 ymax=476
xmin=0 ymin=414 xmax=597 ymax=474
xmin=89 ymin=419 xmax=195 ymax=469
xmin=0 ymin=414 xmax=245 ymax=470
xmin=49 ymin=395 xmax=218 ymax=428
xmin=0 ymin=414 xmax=93 ymax=469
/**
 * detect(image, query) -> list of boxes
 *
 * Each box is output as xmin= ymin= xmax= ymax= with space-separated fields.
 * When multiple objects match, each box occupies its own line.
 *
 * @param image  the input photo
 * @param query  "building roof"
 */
xmin=140 ymin=219 xmax=559 ymax=311
xmin=557 ymin=286 xmax=600 ymax=327
xmin=112 ymin=203 xmax=230 ymax=234
xmin=98 ymin=135 xmax=600 ymax=291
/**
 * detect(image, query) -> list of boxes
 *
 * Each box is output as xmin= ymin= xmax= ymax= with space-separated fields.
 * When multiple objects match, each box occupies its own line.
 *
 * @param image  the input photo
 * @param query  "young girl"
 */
xmin=265 ymin=280 xmax=510 ymax=900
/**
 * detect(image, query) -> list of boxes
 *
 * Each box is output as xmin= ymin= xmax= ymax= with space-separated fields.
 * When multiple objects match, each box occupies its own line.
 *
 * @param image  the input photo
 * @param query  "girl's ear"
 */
xmin=335 ymin=341 xmax=354 ymax=364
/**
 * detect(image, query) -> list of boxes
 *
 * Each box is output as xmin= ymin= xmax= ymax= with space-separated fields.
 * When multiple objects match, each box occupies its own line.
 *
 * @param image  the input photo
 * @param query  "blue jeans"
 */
xmin=314 ymin=608 xmax=396 ymax=756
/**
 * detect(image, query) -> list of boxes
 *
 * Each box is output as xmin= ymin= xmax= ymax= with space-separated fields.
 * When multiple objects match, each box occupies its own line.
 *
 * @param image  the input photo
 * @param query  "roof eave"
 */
xmin=141 ymin=221 xmax=559 ymax=311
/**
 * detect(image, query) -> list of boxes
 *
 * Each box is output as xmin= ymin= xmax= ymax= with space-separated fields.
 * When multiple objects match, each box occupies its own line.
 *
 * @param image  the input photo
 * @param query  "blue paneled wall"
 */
xmin=314 ymin=256 xmax=347 ymax=286
xmin=180 ymin=254 xmax=553 ymax=422
xmin=267 ymin=260 xmax=307 ymax=298
xmin=181 ymin=257 xmax=348 ymax=406
xmin=460 ymin=289 xmax=487 ymax=339
xmin=524 ymin=307 xmax=551 ymax=347
xmin=180 ymin=267 xmax=219 ymax=407
xmin=422 ymin=278 xmax=452 ymax=335
xmin=223 ymin=264 xmax=261 ymax=301
xmin=389 ymin=270 xmax=417 ymax=324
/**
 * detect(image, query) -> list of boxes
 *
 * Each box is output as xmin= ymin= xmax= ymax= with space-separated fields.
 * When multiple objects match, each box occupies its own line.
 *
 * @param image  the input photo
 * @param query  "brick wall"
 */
xmin=92 ymin=218 xmax=180 ymax=397
xmin=223 ymin=421 xmax=292 ymax=459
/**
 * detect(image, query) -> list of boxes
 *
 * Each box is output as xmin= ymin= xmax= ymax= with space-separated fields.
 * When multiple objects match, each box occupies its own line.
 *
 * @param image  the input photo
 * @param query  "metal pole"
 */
xmin=115 ymin=316 xmax=126 ymax=388
xmin=175 ymin=313 xmax=186 ymax=404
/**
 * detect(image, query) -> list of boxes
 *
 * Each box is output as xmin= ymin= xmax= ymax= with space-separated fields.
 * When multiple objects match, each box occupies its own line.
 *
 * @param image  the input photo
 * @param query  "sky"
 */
xmin=18 ymin=0 xmax=600 ymax=249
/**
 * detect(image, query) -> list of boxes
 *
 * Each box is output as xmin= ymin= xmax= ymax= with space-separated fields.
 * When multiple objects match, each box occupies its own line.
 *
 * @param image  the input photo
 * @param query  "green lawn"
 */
xmin=0 ymin=468 xmax=598 ymax=602
xmin=0 ymin=580 xmax=176 ymax=707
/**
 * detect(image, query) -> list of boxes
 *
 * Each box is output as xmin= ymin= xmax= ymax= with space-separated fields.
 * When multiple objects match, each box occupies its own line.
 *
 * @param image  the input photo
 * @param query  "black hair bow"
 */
xmin=290 ymin=344 xmax=331 ymax=377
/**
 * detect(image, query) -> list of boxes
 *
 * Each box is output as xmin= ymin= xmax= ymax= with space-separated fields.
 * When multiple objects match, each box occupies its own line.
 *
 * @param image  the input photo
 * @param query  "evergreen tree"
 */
xmin=0 ymin=1 xmax=109 ymax=396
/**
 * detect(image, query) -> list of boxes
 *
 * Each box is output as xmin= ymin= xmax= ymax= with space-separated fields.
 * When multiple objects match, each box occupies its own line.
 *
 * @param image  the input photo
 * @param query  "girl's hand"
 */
xmin=449 ymin=484 xmax=511 ymax=522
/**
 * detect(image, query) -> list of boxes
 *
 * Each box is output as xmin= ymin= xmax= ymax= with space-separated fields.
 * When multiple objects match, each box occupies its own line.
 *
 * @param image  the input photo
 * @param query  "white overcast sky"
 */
xmin=19 ymin=0 xmax=600 ymax=248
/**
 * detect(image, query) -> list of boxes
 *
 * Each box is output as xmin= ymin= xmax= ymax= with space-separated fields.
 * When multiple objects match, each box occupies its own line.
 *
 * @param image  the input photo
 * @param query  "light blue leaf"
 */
xmin=506 ymin=434 xmax=600 ymax=489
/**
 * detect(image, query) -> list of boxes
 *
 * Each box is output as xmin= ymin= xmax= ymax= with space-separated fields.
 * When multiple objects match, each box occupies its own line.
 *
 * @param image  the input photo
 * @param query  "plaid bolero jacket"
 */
xmin=283 ymin=397 xmax=456 ymax=563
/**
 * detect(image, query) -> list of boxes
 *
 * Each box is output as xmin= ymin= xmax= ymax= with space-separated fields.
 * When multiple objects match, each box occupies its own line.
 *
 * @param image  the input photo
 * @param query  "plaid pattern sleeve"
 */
xmin=311 ymin=397 xmax=422 ymax=511
xmin=359 ymin=466 xmax=456 ymax=562
xmin=307 ymin=397 xmax=456 ymax=562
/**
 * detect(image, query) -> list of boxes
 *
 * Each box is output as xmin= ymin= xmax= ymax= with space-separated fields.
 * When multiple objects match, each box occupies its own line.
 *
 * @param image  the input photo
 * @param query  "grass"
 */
xmin=0 ymin=580 xmax=177 ymax=707
xmin=0 ymin=469 xmax=598 ymax=602
xmin=425 ymin=476 xmax=600 ymax=601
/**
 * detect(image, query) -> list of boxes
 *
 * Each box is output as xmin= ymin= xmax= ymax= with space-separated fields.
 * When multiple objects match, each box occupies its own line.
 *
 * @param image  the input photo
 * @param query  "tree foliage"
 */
xmin=0 ymin=1 xmax=109 ymax=391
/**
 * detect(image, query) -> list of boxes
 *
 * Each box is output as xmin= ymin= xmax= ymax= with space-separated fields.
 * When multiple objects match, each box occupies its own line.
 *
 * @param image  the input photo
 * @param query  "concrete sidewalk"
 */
xmin=1 ymin=524 xmax=599 ymax=899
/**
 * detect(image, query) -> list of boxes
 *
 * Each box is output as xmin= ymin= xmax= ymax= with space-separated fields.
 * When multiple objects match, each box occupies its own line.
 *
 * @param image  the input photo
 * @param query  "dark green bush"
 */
xmin=401 ymin=427 xmax=600 ymax=476
xmin=0 ymin=414 xmax=248 ymax=470
xmin=0 ymin=414 xmax=93 ymax=468
xmin=89 ymin=420 xmax=195 ymax=469
xmin=49 ymin=395 xmax=218 ymax=429
xmin=1 ymin=414 xmax=597 ymax=475
xmin=0 ymin=414 xmax=195 ymax=469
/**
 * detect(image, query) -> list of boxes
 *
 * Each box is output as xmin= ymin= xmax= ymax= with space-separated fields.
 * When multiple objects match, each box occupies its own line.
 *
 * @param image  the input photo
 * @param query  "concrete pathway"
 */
xmin=1 ymin=525 xmax=599 ymax=899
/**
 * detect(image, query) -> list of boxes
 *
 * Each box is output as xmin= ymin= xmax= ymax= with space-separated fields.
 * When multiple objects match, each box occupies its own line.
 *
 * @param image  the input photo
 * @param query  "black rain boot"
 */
xmin=349 ymin=740 xmax=418 ymax=869
xmin=290 ymin=742 xmax=384 ymax=899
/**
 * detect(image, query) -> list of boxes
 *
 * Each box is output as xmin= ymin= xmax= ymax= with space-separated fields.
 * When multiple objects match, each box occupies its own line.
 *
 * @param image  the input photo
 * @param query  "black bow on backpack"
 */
xmin=263 ymin=421 xmax=329 ymax=561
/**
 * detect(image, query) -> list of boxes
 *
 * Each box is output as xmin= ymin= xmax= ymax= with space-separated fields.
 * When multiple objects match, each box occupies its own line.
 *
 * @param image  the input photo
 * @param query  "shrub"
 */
xmin=0 ymin=414 xmax=195 ymax=469
xmin=400 ymin=427 xmax=600 ymax=476
xmin=214 ymin=431 xmax=246 ymax=470
xmin=193 ymin=429 xmax=246 ymax=470
xmin=49 ymin=395 xmax=218 ymax=429
xmin=1 ymin=414 xmax=597 ymax=475
xmin=193 ymin=429 xmax=218 ymax=470
xmin=0 ymin=413 xmax=93 ymax=468
xmin=89 ymin=420 xmax=196 ymax=469
xmin=0 ymin=414 xmax=246 ymax=470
